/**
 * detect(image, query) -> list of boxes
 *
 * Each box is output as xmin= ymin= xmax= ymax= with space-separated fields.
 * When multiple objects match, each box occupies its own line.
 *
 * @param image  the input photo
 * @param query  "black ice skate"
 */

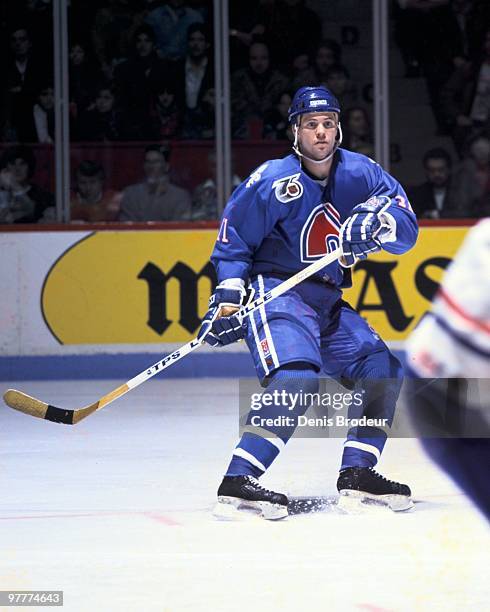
xmin=213 ymin=475 xmax=289 ymax=520
xmin=337 ymin=467 xmax=413 ymax=512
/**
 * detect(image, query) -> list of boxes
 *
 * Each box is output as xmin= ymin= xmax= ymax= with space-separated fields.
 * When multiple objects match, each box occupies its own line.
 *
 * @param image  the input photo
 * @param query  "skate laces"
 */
xmin=245 ymin=476 xmax=270 ymax=493
xmin=368 ymin=468 xmax=398 ymax=487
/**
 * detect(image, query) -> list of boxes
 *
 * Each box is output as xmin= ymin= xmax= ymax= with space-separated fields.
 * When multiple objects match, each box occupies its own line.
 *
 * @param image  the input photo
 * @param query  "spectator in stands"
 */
xmin=263 ymin=91 xmax=293 ymax=140
xmin=0 ymin=145 xmax=54 ymax=223
xmin=452 ymin=134 xmax=490 ymax=217
xmin=191 ymin=150 xmax=241 ymax=220
xmin=343 ymin=107 xmax=374 ymax=158
xmin=325 ymin=65 xmax=358 ymax=110
xmin=181 ymin=86 xmax=215 ymax=139
xmin=4 ymin=25 xmax=47 ymax=142
xmin=289 ymin=49 xmax=313 ymax=91
xmin=145 ymin=0 xmax=204 ymax=61
xmin=69 ymin=41 xmax=103 ymax=119
xmin=230 ymin=40 xmax=289 ymax=139
xmin=33 ymin=84 xmax=54 ymax=144
xmin=229 ymin=1 xmax=264 ymax=70
xmin=441 ymin=29 xmax=490 ymax=152
xmin=150 ymin=82 xmax=182 ymax=140
xmin=456 ymin=0 xmax=490 ymax=63
xmin=71 ymin=160 xmax=121 ymax=222
xmin=17 ymin=0 xmax=55 ymax=57
xmin=302 ymin=39 xmax=342 ymax=88
xmin=92 ymin=0 xmax=139 ymax=79
xmin=173 ymin=23 xmax=214 ymax=136
xmin=74 ymin=84 xmax=128 ymax=142
xmin=393 ymin=0 xmax=468 ymax=134
xmin=408 ymin=148 xmax=460 ymax=218
xmin=450 ymin=0 xmax=477 ymax=62
xmin=113 ymin=25 xmax=168 ymax=139
xmin=254 ymin=0 xmax=322 ymax=71
xmin=119 ymin=144 xmax=192 ymax=221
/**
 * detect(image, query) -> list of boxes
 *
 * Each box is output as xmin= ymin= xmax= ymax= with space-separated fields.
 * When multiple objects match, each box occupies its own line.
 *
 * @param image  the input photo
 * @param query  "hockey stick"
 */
xmin=3 ymin=248 xmax=341 ymax=425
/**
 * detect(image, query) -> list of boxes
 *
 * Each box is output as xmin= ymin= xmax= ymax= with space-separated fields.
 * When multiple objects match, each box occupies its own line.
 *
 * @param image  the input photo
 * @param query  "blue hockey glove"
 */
xmin=339 ymin=196 xmax=392 ymax=267
xmin=198 ymin=281 xmax=249 ymax=347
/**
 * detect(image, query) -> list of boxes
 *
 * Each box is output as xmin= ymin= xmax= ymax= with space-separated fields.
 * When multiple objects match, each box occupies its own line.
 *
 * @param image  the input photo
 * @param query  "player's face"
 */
xmin=298 ymin=112 xmax=339 ymax=161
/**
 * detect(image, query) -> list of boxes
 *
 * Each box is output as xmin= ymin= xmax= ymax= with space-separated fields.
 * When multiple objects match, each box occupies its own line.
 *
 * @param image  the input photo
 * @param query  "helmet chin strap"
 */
xmin=292 ymin=122 xmax=343 ymax=165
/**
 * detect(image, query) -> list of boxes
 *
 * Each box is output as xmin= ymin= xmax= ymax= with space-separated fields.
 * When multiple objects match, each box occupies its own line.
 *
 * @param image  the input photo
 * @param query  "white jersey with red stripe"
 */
xmin=406 ymin=219 xmax=490 ymax=377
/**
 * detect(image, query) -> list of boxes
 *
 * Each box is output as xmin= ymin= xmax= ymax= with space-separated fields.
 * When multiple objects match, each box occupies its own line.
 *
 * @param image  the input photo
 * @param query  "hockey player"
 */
xmin=199 ymin=86 xmax=418 ymax=519
xmin=405 ymin=219 xmax=490 ymax=519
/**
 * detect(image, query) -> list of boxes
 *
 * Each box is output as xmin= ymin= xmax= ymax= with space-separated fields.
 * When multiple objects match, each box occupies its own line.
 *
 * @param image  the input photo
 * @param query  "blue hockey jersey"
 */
xmin=211 ymin=149 xmax=418 ymax=287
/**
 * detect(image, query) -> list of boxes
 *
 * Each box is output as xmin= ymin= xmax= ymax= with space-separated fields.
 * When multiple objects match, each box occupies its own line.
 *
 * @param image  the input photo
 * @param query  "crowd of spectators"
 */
xmin=0 ymin=0 xmax=368 ymax=145
xmin=0 ymin=0 xmax=488 ymax=223
xmin=408 ymin=138 xmax=490 ymax=219
xmin=393 ymin=0 xmax=490 ymax=218
xmin=394 ymin=1 xmax=490 ymax=149
xmin=0 ymin=145 xmax=54 ymax=223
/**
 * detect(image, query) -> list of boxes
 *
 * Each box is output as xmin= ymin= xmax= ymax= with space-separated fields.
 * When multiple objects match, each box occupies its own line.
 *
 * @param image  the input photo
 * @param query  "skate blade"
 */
xmin=213 ymin=496 xmax=288 ymax=521
xmin=337 ymin=489 xmax=414 ymax=513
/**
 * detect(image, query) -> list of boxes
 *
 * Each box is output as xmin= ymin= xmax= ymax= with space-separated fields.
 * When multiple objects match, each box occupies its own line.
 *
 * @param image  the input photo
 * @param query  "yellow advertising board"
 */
xmin=343 ymin=226 xmax=468 ymax=341
xmin=42 ymin=230 xmax=216 ymax=344
xmin=42 ymin=227 xmax=469 ymax=345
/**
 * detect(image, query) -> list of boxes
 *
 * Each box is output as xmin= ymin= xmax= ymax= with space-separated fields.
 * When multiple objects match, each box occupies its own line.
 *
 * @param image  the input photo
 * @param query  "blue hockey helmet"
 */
xmin=288 ymin=86 xmax=341 ymax=124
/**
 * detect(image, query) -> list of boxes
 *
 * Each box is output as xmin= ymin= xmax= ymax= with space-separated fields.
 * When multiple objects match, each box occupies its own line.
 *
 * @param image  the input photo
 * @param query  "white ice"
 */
xmin=0 ymin=378 xmax=488 ymax=612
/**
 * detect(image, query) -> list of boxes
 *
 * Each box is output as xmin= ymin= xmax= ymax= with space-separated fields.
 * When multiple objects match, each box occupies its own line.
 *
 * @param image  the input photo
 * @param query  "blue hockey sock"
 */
xmin=341 ymin=435 xmax=387 ymax=470
xmin=225 ymin=364 xmax=318 ymax=477
xmin=340 ymin=350 xmax=402 ymax=470
xmin=225 ymin=432 xmax=282 ymax=477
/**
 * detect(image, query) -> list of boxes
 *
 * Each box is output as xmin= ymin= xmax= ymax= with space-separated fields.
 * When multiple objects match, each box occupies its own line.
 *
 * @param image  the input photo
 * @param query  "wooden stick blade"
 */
xmin=3 ymin=389 xmax=97 ymax=425
xmin=4 ymin=389 xmax=50 ymax=420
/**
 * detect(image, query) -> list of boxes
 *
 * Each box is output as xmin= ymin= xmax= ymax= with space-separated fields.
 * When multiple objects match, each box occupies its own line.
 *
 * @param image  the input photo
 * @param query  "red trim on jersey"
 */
xmin=326 ymin=203 xmax=341 ymax=221
xmin=438 ymin=288 xmax=490 ymax=334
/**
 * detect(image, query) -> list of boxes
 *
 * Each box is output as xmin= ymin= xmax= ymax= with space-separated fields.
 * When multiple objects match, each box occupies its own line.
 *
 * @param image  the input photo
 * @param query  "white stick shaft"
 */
xmin=127 ymin=248 xmax=341 ymax=390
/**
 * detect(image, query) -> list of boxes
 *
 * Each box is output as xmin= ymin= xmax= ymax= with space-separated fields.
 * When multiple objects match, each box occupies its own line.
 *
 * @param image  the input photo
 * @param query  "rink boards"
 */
xmin=0 ymin=224 xmax=472 ymax=379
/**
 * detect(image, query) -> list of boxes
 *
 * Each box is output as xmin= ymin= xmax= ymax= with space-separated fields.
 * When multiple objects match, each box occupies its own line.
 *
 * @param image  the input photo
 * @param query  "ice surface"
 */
xmin=0 ymin=378 xmax=488 ymax=612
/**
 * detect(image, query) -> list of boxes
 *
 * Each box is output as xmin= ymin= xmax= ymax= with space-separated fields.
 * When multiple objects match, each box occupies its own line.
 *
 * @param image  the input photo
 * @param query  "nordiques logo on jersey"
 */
xmin=271 ymin=173 xmax=303 ymax=203
xmin=300 ymin=202 xmax=341 ymax=262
